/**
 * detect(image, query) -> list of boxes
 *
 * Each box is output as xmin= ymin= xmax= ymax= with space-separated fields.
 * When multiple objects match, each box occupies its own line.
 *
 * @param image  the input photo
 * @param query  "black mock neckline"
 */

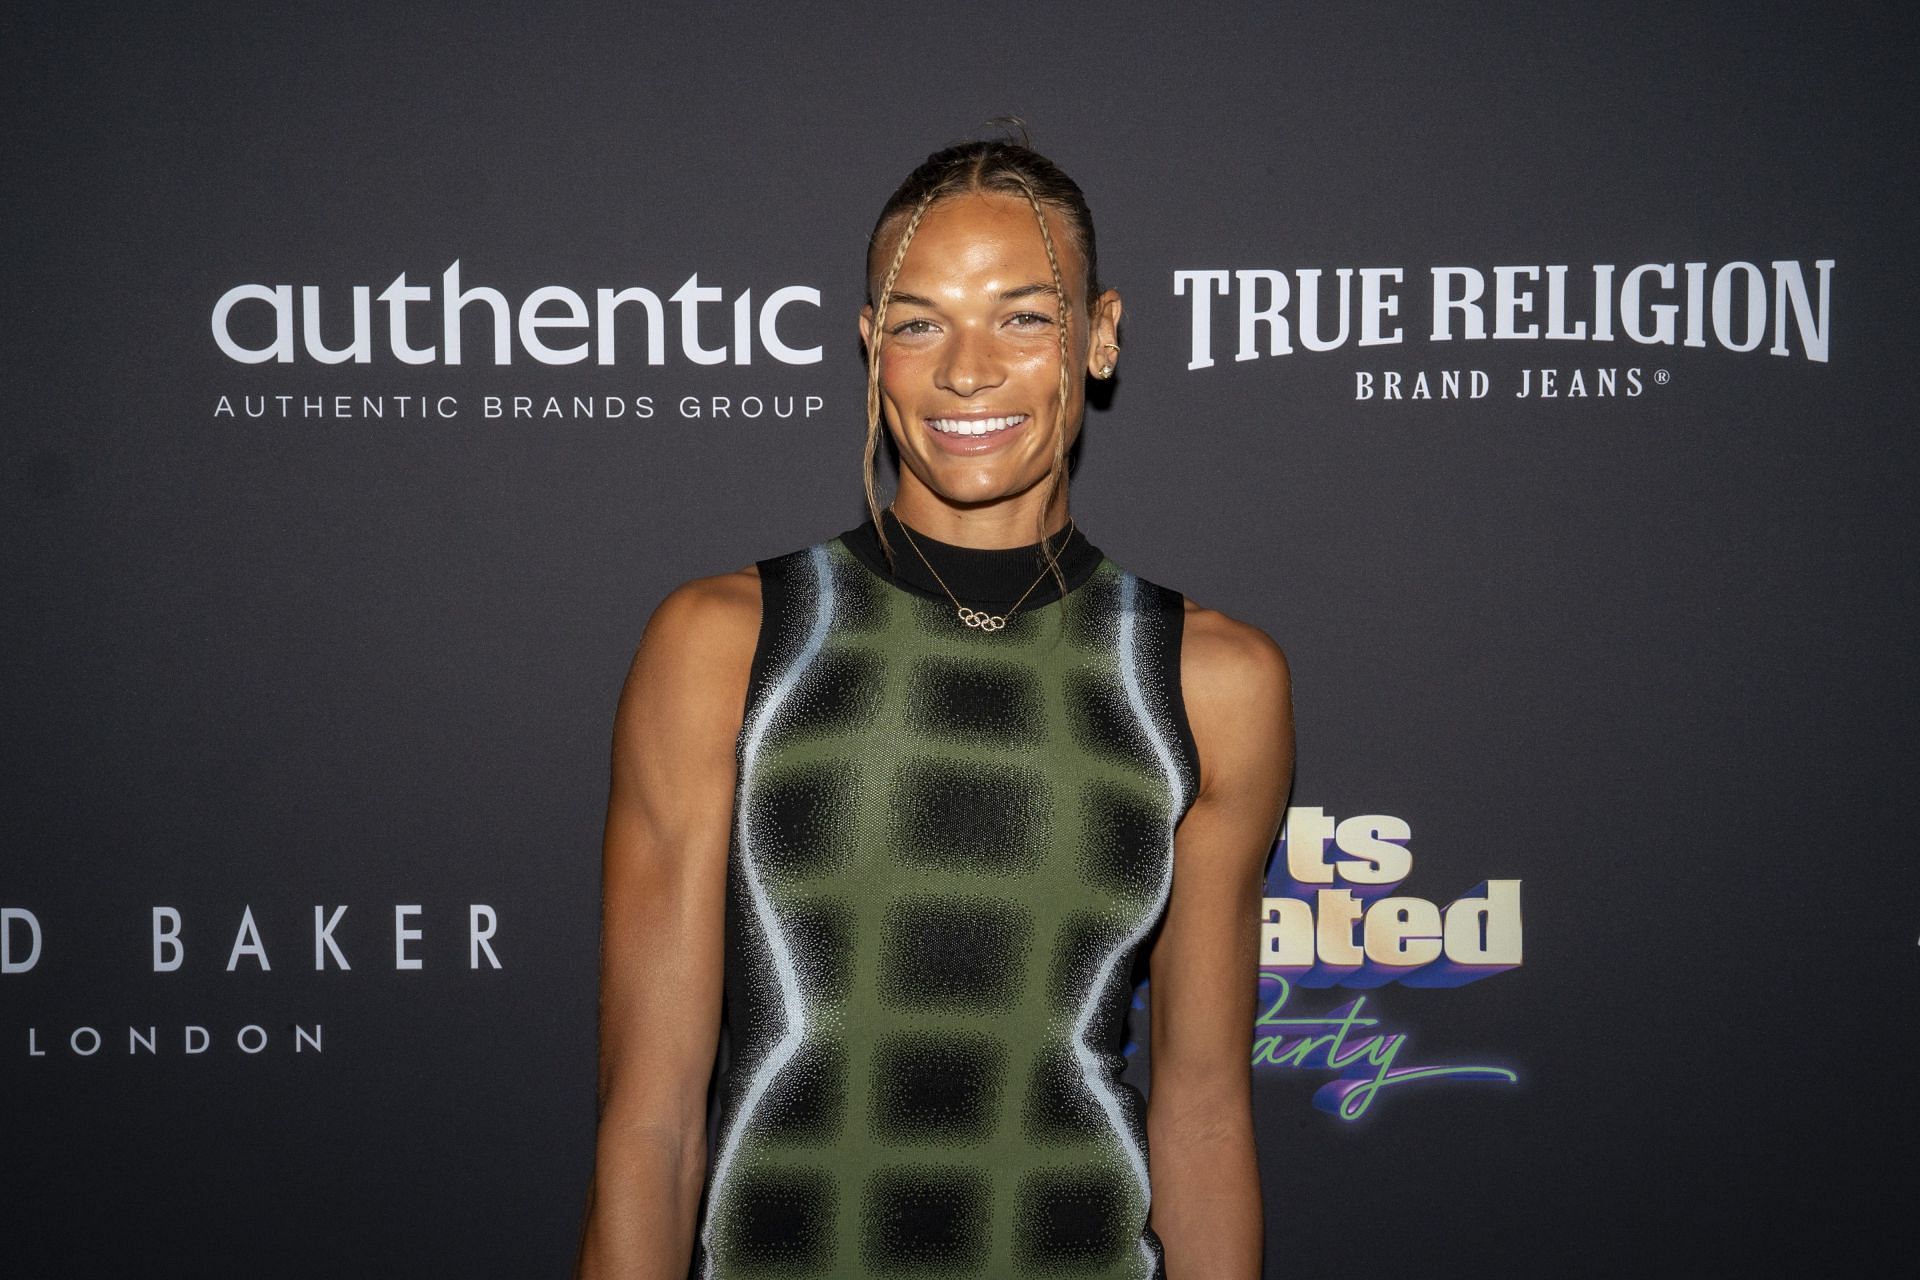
xmin=836 ymin=507 xmax=1104 ymax=608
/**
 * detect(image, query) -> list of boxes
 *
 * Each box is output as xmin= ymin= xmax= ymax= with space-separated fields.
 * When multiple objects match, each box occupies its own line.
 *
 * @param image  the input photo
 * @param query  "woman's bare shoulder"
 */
xmin=1178 ymin=596 xmax=1293 ymax=798
xmin=647 ymin=563 xmax=762 ymax=645
xmin=621 ymin=564 xmax=763 ymax=715
xmin=1180 ymin=596 xmax=1290 ymax=697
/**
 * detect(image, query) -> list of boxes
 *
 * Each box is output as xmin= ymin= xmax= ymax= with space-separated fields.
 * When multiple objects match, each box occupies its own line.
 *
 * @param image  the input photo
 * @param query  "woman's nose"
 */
xmin=938 ymin=326 xmax=1004 ymax=396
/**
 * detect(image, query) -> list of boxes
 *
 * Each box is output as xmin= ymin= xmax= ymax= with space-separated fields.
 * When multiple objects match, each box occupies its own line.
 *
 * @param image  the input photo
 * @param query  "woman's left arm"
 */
xmin=1146 ymin=603 xmax=1294 ymax=1279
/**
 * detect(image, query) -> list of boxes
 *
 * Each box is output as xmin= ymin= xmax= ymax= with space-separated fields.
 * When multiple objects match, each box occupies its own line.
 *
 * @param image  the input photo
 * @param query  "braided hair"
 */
xmin=862 ymin=126 xmax=1103 ymax=601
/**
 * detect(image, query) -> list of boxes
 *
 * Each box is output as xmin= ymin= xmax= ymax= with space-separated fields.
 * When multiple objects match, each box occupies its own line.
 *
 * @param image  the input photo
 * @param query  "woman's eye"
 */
xmin=1009 ymin=311 xmax=1054 ymax=328
xmin=889 ymin=318 xmax=936 ymax=336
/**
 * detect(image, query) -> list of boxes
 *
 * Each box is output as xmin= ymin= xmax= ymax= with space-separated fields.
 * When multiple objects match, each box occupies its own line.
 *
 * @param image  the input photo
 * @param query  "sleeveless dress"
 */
xmin=694 ymin=509 xmax=1201 ymax=1279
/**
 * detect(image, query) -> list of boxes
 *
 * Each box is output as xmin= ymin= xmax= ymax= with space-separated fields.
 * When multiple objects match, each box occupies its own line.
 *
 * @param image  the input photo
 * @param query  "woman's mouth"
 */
xmin=925 ymin=413 xmax=1028 ymax=437
xmin=923 ymin=412 xmax=1032 ymax=455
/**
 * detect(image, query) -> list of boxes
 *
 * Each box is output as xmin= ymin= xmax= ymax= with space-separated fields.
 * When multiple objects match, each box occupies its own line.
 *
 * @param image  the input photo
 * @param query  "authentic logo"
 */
xmin=4 ymin=901 xmax=502 ymax=1060
xmin=209 ymin=260 xmax=828 ymax=422
xmin=1250 ymin=807 xmax=1520 ymax=1119
xmin=1174 ymin=259 xmax=1832 ymax=400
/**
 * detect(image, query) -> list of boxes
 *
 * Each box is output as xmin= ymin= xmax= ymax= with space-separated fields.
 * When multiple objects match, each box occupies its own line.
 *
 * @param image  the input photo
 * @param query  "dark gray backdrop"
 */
xmin=5 ymin=2 xmax=1913 ymax=1275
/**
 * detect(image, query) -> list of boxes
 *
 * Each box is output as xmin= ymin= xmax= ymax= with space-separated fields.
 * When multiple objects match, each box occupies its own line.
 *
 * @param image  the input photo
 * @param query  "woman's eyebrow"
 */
xmin=888 ymin=282 xmax=1057 ymax=308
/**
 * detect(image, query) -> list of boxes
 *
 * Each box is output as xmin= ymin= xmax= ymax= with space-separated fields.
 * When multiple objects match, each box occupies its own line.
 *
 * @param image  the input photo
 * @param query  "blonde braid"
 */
xmin=864 ymin=192 xmax=937 ymax=571
xmin=1011 ymin=178 xmax=1076 ymax=604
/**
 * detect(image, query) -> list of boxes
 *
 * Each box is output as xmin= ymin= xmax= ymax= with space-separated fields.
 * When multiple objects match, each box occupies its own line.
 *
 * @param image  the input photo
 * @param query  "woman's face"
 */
xmin=860 ymin=192 xmax=1122 ymax=516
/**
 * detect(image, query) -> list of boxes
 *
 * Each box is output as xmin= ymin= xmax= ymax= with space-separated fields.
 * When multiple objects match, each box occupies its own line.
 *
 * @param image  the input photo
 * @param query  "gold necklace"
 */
xmin=888 ymin=505 xmax=1076 ymax=632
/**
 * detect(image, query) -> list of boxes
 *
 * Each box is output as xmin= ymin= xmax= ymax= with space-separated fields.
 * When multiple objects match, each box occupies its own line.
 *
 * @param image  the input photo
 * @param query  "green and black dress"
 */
xmin=694 ymin=507 xmax=1200 ymax=1279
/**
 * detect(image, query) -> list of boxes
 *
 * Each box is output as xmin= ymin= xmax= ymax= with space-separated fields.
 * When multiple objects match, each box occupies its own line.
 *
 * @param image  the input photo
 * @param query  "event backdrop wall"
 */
xmin=5 ymin=2 xmax=1913 ymax=1275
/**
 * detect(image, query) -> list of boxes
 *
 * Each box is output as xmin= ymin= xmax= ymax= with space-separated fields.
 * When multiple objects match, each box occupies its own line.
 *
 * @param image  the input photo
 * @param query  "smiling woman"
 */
xmin=576 ymin=130 xmax=1295 ymax=1280
xmin=856 ymin=140 xmax=1119 ymax=566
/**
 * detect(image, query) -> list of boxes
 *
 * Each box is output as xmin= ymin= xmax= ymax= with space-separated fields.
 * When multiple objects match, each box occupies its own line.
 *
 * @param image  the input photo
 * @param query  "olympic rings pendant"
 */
xmin=890 ymin=505 xmax=1073 ymax=636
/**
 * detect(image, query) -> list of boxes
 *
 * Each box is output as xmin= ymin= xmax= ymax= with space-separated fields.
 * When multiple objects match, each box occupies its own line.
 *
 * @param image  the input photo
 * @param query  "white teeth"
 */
xmin=926 ymin=414 xmax=1026 ymax=436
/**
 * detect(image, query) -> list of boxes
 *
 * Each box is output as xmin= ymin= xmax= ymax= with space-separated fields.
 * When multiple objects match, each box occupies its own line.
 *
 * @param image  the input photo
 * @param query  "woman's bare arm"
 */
xmin=1145 ymin=601 xmax=1294 ymax=1279
xmin=575 ymin=566 xmax=761 ymax=1279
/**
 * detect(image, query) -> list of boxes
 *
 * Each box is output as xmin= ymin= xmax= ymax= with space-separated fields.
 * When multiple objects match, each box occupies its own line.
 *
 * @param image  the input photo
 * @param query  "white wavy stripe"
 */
xmin=698 ymin=543 xmax=834 ymax=1278
xmin=1070 ymin=569 xmax=1187 ymax=1278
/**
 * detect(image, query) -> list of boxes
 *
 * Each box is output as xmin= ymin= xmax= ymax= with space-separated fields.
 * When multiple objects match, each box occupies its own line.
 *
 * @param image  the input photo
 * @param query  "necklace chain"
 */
xmin=888 ymin=504 xmax=1076 ymax=632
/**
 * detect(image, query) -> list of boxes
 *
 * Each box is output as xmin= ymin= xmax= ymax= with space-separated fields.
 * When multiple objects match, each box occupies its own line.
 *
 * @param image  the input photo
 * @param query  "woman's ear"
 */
xmin=859 ymin=304 xmax=874 ymax=350
xmin=1086 ymin=289 xmax=1125 ymax=376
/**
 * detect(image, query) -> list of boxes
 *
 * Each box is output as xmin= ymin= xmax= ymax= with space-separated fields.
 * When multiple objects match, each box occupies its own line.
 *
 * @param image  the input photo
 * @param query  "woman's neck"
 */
xmin=887 ymin=490 xmax=1071 ymax=550
xmin=837 ymin=503 xmax=1102 ymax=608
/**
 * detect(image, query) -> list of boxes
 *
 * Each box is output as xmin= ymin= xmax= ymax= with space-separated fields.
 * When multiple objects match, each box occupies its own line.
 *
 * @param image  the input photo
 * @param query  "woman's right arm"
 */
xmin=575 ymin=567 xmax=762 ymax=1279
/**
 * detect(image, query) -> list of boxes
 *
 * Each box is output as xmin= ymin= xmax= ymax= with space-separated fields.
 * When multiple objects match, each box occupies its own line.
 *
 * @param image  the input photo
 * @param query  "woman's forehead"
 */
xmin=880 ymin=192 xmax=1084 ymax=295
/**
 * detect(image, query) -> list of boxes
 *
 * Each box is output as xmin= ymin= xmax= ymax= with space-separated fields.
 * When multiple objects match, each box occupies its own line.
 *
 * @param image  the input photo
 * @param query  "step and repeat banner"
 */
xmin=5 ymin=3 xmax=1911 ymax=1275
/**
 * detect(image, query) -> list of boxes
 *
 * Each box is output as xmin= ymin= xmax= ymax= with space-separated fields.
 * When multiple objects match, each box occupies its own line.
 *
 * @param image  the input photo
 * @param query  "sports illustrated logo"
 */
xmin=207 ymin=261 xmax=831 ymax=424
xmin=3 ymin=901 xmax=502 ymax=1061
xmin=1175 ymin=259 xmax=1833 ymax=401
xmin=1248 ymin=807 xmax=1520 ymax=1120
